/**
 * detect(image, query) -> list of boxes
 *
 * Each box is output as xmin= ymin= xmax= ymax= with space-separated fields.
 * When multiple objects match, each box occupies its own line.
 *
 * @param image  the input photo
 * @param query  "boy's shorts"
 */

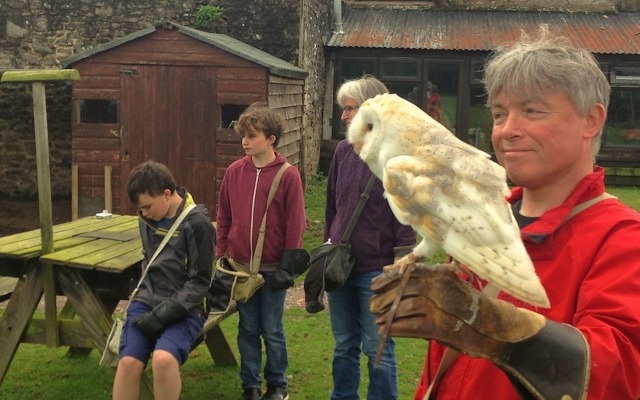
xmin=119 ymin=300 xmax=206 ymax=365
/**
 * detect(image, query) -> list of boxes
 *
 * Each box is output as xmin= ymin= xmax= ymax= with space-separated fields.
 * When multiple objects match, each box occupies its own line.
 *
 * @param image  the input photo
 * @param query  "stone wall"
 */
xmin=0 ymin=0 xmax=329 ymax=198
xmin=299 ymin=0 xmax=332 ymax=181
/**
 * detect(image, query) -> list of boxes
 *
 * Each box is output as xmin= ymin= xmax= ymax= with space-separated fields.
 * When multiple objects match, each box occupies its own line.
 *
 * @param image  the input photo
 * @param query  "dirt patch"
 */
xmin=0 ymin=198 xmax=72 ymax=237
xmin=0 ymin=198 xmax=305 ymax=309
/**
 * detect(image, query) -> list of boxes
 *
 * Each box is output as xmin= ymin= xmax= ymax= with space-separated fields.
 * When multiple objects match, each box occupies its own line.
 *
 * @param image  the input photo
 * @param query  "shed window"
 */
xmin=221 ymin=104 xmax=248 ymax=129
xmin=78 ymin=99 xmax=118 ymax=123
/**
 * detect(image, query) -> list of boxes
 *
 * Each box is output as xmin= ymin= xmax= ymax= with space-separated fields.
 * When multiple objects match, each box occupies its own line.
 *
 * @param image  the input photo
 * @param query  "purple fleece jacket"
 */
xmin=325 ymin=140 xmax=416 ymax=273
xmin=216 ymin=153 xmax=306 ymax=270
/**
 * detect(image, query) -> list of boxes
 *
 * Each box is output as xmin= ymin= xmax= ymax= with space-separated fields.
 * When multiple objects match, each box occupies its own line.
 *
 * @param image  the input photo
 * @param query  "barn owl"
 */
xmin=347 ymin=93 xmax=550 ymax=308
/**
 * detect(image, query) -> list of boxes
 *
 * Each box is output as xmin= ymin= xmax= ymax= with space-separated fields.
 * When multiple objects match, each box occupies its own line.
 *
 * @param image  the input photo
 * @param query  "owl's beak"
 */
xmin=353 ymin=142 xmax=363 ymax=154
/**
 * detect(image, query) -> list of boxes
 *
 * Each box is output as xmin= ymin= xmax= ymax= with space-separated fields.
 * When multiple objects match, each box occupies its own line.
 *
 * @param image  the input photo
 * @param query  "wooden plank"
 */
xmin=55 ymin=267 xmax=155 ymax=399
xmin=21 ymin=318 xmax=94 ymax=348
xmin=203 ymin=325 xmax=237 ymax=366
xmin=0 ymin=261 xmax=43 ymax=384
xmin=76 ymin=219 xmax=139 ymax=240
xmin=0 ymin=215 xmax=136 ymax=256
xmin=0 ymin=237 xmax=97 ymax=259
xmin=4 ymin=237 xmax=95 ymax=260
xmin=0 ymin=230 xmax=43 ymax=247
xmin=0 ymin=69 xmax=79 ymax=83
xmin=96 ymin=249 xmax=144 ymax=273
xmin=76 ymin=228 xmax=139 ymax=241
xmin=0 ymin=215 xmax=129 ymax=246
xmin=70 ymin=238 xmax=142 ymax=268
xmin=40 ymin=239 xmax=126 ymax=269
xmin=55 ymin=268 xmax=113 ymax=350
xmin=193 ymin=303 xmax=238 ymax=366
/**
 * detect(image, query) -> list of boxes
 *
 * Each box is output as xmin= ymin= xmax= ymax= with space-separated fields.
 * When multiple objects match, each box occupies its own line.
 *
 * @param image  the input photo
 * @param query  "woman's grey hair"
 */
xmin=484 ymin=24 xmax=610 ymax=157
xmin=336 ymin=74 xmax=389 ymax=107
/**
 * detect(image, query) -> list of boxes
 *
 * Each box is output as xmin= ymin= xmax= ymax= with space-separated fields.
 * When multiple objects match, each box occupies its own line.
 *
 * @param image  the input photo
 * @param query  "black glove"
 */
xmin=135 ymin=298 xmax=190 ymax=339
xmin=272 ymin=249 xmax=310 ymax=291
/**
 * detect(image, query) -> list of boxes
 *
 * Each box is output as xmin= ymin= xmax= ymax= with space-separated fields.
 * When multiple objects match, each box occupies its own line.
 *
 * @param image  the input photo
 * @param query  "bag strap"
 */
xmin=126 ymin=203 xmax=197 ymax=307
xmin=250 ymin=163 xmax=291 ymax=275
xmin=563 ymin=192 xmax=616 ymax=223
xmin=423 ymin=192 xmax=616 ymax=399
xmin=338 ymin=173 xmax=377 ymax=246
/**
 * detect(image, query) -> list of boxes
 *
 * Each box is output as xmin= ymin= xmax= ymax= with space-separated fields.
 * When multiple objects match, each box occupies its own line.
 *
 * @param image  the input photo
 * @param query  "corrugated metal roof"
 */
xmin=327 ymin=9 xmax=640 ymax=54
xmin=62 ymin=22 xmax=307 ymax=79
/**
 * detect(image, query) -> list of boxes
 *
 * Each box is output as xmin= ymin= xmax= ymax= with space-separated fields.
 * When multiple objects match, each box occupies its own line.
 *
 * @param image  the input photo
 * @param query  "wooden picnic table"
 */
xmin=0 ymin=214 xmax=236 ymax=398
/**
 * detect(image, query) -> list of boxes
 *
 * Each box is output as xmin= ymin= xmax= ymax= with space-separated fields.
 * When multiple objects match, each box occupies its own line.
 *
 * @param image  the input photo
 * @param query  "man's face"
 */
xmin=241 ymin=129 xmax=275 ymax=157
xmin=490 ymin=89 xmax=596 ymax=189
xmin=136 ymin=190 xmax=170 ymax=221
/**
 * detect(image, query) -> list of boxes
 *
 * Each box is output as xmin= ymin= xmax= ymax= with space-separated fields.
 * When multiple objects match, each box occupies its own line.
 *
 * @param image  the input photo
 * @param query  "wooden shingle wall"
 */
xmin=269 ymin=75 xmax=305 ymax=166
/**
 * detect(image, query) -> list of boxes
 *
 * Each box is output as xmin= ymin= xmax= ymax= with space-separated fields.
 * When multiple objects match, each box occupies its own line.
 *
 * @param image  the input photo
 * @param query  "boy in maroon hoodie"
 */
xmin=216 ymin=103 xmax=306 ymax=400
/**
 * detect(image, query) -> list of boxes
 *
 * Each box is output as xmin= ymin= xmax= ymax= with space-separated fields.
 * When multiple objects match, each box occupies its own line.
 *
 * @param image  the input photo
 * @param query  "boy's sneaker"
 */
xmin=243 ymin=387 xmax=261 ymax=400
xmin=260 ymin=386 xmax=289 ymax=400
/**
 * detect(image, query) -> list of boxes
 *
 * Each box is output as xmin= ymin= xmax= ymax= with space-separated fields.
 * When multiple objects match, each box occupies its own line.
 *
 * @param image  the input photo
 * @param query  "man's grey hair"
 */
xmin=336 ymin=74 xmax=389 ymax=107
xmin=484 ymin=24 xmax=611 ymax=158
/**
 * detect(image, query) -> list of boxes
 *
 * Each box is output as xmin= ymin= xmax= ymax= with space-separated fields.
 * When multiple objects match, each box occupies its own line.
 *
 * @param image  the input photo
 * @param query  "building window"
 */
xmin=605 ymin=88 xmax=640 ymax=148
xmin=78 ymin=99 xmax=118 ymax=123
xmin=469 ymin=86 xmax=493 ymax=152
xmin=381 ymin=58 xmax=420 ymax=79
xmin=221 ymin=104 xmax=247 ymax=129
xmin=610 ymin=65 xmax=640 ymax=85
xmin=340 ymin=59 xmax=376 ymax=80
xmin=470 ymin=61 xmax=485 ymax=84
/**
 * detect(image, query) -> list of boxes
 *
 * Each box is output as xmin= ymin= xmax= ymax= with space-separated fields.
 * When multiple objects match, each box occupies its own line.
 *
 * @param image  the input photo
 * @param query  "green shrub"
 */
xmin=195 ymin=5 xmax=223 ymax=29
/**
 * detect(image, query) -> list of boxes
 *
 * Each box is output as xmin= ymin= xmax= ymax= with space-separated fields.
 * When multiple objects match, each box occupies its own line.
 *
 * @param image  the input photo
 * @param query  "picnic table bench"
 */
xmin=0 ymin=214 xmax=236 ymax=399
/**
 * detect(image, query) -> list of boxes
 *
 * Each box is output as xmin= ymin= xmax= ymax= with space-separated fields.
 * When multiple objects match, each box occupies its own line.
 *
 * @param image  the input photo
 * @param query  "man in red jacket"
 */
xmin=370 ymin=25 xmax=640 ymax=399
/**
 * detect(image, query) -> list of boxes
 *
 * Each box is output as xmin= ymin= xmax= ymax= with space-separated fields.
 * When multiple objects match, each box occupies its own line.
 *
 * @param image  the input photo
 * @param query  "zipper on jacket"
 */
xmin=249 ymin=168 xmax=261 ymax=270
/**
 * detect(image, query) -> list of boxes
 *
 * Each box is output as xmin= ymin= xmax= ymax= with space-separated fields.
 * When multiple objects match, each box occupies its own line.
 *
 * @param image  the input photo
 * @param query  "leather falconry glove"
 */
xmin=370 ymin=263 xmax=590 ymax=400
xmin=272 ymin=249 xmax=311 ymax=291
xmin=135 ymin=298 xmax=190 ymax=339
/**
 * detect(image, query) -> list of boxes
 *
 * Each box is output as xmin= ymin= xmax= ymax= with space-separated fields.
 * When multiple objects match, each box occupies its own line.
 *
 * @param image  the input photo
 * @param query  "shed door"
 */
xmin=119 ymin=65 xmax=219 ymax=218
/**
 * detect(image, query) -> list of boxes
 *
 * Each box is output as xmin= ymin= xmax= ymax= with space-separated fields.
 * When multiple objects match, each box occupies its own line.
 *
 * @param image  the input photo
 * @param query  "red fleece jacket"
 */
xmin=215 ymin=153 xmax=306 ymax=269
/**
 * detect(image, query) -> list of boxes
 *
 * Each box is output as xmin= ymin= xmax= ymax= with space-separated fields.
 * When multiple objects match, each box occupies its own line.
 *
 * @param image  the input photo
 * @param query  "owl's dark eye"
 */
xmin=367 ymin=123 xmax=373 ymax=131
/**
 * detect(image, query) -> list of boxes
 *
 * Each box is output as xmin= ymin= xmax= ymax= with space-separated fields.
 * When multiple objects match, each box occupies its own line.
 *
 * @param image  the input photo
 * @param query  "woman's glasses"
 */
xmin=342 ymin=105 xmax=359 ymax=113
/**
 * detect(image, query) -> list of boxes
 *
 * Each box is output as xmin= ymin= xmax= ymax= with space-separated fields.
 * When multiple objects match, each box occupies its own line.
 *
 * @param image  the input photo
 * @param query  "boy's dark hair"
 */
xmin=126 ymin=160 xmax=177 ymax=203
xmin=234 ymin=102 xmax=284 ymax=147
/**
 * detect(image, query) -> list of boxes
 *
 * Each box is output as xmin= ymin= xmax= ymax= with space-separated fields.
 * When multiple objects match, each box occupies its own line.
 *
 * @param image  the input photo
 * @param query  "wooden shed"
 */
xmin=62 ymin=22 xmax=307 ymax=217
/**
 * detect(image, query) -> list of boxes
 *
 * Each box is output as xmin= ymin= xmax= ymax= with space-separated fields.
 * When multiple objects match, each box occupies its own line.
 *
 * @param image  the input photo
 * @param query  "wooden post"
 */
xmin=31 ymin=81 xmax=58 ymax=347
xmin=71 ymin=164 xmax=78 ymax=220
xmin=1 ymin=69 xmax=80 ymax=348
xmin=104 ymin=165 xmax=112 ymax=213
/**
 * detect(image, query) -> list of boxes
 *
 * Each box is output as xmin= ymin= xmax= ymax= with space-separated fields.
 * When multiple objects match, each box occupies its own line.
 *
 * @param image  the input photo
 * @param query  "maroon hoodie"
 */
xmin=216 ymin=153 xmax=306 ymax=271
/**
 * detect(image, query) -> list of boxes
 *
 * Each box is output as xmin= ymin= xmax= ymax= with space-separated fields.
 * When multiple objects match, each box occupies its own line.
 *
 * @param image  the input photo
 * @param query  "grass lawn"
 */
xmin=0 ymin=175 xmax=637 ymax=399
xmin=0 ymin=308 xmax=426 ymax=399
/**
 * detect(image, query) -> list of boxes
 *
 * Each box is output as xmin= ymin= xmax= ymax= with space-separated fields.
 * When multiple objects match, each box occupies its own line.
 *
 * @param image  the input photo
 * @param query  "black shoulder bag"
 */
xmin=304 ymin=174 xmax=377 ymax=312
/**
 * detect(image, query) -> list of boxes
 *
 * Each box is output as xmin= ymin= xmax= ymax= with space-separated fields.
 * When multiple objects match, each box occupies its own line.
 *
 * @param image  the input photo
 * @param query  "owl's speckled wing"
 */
xmin=347 ymin=93 xmax=550 ymax=308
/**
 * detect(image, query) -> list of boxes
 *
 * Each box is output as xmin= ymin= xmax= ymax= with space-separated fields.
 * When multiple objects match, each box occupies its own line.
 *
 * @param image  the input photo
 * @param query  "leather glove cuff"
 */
xmin=272 ymin=249 xmax=310 ymax=291
xmin=496 ymin=320 xmax=590 ymax=400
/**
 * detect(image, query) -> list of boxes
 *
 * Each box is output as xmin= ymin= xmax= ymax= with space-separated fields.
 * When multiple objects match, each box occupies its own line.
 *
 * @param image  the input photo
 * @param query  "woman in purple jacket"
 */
xmin=325 ymin=75 xmax=417 ymax=400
